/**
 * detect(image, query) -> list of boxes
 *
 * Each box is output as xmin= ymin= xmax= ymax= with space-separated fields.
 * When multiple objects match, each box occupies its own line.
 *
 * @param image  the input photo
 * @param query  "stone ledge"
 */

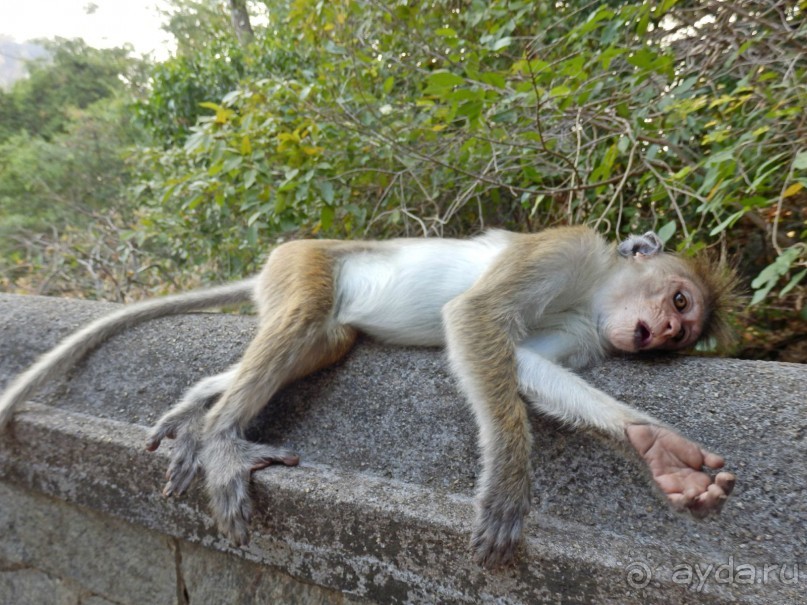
xmin=0 ymin=293 xmax=805 ymax=604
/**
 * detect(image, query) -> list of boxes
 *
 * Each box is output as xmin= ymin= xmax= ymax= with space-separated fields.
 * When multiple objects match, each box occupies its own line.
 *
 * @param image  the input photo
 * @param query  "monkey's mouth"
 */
xmin=634 ymin=321 xmax=652 ymax=350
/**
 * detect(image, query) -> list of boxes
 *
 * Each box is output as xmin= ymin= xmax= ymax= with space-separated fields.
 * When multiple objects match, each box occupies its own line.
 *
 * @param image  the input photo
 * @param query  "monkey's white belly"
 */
xmin=334 ymin=234 xmax=509 ymax=346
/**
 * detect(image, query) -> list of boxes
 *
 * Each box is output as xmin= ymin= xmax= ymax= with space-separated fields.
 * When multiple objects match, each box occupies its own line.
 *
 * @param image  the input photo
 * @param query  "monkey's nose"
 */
xmin=662 ymin=318 xmax=681 ymax=340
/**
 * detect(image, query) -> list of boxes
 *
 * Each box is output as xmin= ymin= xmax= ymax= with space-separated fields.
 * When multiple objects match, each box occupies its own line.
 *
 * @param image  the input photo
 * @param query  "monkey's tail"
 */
xmin=0 ymin=278 xmax=258 ymax=430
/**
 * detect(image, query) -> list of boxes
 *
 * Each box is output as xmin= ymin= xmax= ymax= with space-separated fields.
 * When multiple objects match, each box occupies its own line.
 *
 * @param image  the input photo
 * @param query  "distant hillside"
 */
xmin=0 ymin=37 xmax=48 ymax=88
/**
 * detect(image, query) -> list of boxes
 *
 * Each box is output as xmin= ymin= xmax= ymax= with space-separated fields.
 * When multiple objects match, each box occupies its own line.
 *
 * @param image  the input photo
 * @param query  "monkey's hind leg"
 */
xmin=145 ymin=365 xmax=238 ymax=496
xmin=199 ymin=316 xmax=358 ymax=545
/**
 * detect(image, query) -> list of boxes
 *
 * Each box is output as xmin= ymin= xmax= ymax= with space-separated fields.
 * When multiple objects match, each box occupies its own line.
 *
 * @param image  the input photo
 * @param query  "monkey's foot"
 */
xmin=471 ymin=487 xmax=531 ymax=568
xmin=202 ymin=434 xmax=299 ymax=545
xmin=145 ymin=423 xmax=176 ymax=452
xmin=626 ymin=424 xmax=735 ymax=518
xmin=161 ymin=432 xmax=203 ymax=497
xmin=145 ymin=407 xmax=203 ymax=452
xmin=145 ymin=413 xmax=207 ymax=497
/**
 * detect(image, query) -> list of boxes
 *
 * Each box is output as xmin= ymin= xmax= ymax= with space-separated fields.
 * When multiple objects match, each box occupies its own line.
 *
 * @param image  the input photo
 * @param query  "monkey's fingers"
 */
xmin=470 ymin=491 xmax=529 ymax=568
xmin=471 ymin=521 xmax=522 ymax=569
xmin=667 ymin=487 xmax=699 ymax=512
xmin=686 ymin=470 xmax=735 ymax=518
xmin=700 ymin=449 xmax=725 ymax=469
xmin=689 ymin=483 xmax=729 ymax=518
xmin=715 ymin=472 xmax=736 ymax=496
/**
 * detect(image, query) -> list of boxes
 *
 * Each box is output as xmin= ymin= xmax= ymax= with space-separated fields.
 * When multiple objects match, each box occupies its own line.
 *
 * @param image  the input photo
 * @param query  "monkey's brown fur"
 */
xmin=684 ymin=252 xmax=742 ymax=350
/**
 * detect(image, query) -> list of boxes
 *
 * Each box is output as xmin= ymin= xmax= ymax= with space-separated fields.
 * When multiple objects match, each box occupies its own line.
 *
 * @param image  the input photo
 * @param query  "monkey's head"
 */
xmin=598 ymin=232 xmax=740 ymax=354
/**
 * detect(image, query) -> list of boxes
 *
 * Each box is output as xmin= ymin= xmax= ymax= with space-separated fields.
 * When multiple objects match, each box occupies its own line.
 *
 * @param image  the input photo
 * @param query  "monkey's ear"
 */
xmin=617 ymin=232 xmax=663 ymax=258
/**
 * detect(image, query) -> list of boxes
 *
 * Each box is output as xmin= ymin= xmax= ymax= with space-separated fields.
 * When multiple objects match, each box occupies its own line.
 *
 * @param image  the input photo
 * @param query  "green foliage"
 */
xmin=0 ymin=0 xmax=800 ymax=355
xmin=0 ymin=209 xmax=194 ymax=302
xmin=0 ymin=38 xmax=144 ymax=142
xmin=0 ymin=40 xmax=158 ymax=300
xmin=136 ymin=0 xmax=251 ymax=145
xmin=0 ymin=97 xmax=142 ymax=236
xmin=133 ymin=0 xmax=807 ymax=324
xmin=0 ymin=37 xmax=148 ymax=245
xmin=159 ymin=0 xmax=237 ymax=57
xmin=135 ymin=38 xmax=247 ymax=145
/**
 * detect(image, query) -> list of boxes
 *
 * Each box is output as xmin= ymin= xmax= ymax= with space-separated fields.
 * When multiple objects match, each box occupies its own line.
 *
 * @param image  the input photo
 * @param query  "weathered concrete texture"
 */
xmin=0 ymin=293 xmax=806 ymax=604
xmin=0 ymin=567 xmax=86 ymax=605
xmin=0 ymin=480 xmax=176 ymax=604
xmin=0 ymin=481 xmax=371 ymax=605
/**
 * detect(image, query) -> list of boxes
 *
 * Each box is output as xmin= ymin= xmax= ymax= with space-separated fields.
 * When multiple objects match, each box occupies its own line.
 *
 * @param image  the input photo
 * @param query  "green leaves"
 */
xmin=751 ymin=246 xmax=806 ymax=305
xmin=198 ymin=101 xmax=235 ymax=124
xmin=424 ymin=71 xmax=466 ymax=95
xmin=627 ymin=48 xmax=674 ymax=80
xmin=656 ymin=221 xmax=676 ymax=244
xmin=125 ymin=0 xmax=806 ymax=323
xmin=316 ymin=179 xmax=335 ymax=205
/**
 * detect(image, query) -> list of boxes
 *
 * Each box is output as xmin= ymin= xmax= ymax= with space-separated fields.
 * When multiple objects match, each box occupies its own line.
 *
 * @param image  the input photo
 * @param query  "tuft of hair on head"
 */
xmin=682 ymin=251 xmax=743 ymax=352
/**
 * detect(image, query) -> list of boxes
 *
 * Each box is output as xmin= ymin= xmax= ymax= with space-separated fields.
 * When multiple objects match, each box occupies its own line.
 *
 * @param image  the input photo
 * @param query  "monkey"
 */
xmin=0 ymin=226 xmax=739 ymax=568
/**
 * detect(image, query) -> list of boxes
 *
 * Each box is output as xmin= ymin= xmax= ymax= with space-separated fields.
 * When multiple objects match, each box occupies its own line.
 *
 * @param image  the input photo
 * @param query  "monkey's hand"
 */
xmin=626 ymin=424 xmax=735 ymax=518
xmin=471 ymin=472 xmax=532 ymax=568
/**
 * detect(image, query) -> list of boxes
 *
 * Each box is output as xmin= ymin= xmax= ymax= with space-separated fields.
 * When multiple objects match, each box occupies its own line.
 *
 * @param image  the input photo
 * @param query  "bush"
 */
xmin=134 ymin=1 xmax=805 ymax=317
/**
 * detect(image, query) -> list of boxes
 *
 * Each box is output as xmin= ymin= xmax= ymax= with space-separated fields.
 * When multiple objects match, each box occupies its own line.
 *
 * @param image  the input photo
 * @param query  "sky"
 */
xmin=1 ymin=0 xmax=173 ymax=58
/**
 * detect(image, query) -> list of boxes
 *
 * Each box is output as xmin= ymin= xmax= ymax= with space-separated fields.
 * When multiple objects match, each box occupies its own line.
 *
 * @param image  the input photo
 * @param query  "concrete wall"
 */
xmin=0 ymin=293 xmax=805 ymax=604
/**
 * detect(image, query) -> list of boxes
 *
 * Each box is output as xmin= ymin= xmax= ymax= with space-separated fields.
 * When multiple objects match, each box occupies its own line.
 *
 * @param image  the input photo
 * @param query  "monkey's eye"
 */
xmin=673 ymin=326 xmax=686 ymax=343
xmin=673 ymin=292 xmax=687 ymax=311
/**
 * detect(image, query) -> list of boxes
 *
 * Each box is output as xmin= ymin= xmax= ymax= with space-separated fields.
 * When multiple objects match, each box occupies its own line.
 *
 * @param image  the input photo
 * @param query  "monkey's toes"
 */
xmin=246 ymin=443 xmax=301 ymax=472
xmin=145 ymin=425 xmax=177 ymax=451
xmin=471 ymin=509 xmax=526 ymax=568
xmin=213 ymin=495 xmax=253 ymax=547
xmin=162 ymin=446 xmax=202 ymax=497
xmin=221 ymin=516 xmax=250 ymax=547
xmin=471 ymin=526 xmax=520 ymax=569
xmin=145 ymin=435 xmax=167 ymax=452
xmin=162 ymin=470 xmax=198 ymax=497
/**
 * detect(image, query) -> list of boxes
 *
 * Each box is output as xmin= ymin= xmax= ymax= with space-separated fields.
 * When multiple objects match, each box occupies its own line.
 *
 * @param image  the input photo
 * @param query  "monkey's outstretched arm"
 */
xmin=515 ymin=343 xmax=659 ymax=437
xmin=0 ymin=278 xmax=257 ymax=430
xmin=516 ymin=345 xmax=736 ymax=519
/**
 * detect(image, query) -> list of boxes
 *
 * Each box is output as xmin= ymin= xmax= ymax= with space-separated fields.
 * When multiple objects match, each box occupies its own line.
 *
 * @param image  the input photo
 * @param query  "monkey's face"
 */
xmin=598 ymin=258 xmax=706 ymax=354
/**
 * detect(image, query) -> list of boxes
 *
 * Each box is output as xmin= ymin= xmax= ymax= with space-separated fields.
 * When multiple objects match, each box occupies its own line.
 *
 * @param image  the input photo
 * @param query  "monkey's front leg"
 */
xmin=469 ymin=414 xmax=533 ymax=568
xmin=515 ymin=345 xmax=735 ymax=518
xmin=443 ymin=296 xmax=533 ymax=568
